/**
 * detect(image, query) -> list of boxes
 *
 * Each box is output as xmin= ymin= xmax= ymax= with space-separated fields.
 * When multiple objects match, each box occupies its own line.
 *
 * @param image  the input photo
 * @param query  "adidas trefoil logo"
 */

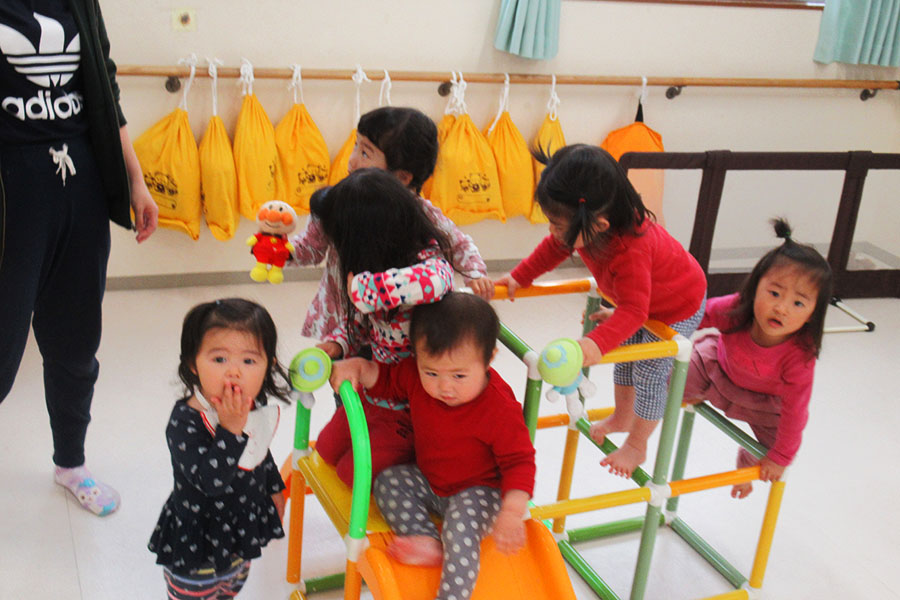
xmin=0 ymin=12 xmax=83 ymax=122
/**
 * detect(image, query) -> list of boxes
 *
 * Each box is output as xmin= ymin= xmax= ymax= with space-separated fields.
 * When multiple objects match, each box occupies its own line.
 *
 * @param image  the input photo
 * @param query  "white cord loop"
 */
xmin=453 ymin=71 xmax=468 ymax=115
xmin=352 ymin=64 xmax=371 ymax=124
xmin=290 ymin=64 xmax=304 ymax=105
xmin=239 ymin=58 xmax=254 ymax=96
xmin=487 ymin=73 xmax=510 ymax=136
xmin=547 ymin=74 xmax=561 ymax=121
xmin=378 ymin=69 xmax=392 ymax=106
xmin=207 ymin=57 xmax=222 ymax=115
xmin=177 ymin=53 xmax=198 ymax=110
xmin=640 ymin=75 xmax=648 ymax=107
xmin=49 ymin=144 xmax=76 ymax=186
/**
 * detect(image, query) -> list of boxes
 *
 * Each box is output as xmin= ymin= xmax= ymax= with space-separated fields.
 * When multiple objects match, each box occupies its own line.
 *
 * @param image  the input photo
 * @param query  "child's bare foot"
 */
xmin=387 ymin=535 xmax=442 ymax=566
xmin=731 ymin=482 xmax=753 ymax=499
xmin=600 ymin=441 xmax=646 ymax=478
xmin=589 ymin=412 xmax=634 ymax=446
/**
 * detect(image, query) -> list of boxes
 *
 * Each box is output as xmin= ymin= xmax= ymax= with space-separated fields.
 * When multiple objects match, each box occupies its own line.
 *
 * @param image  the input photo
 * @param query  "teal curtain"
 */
xmin=493 ymin=0 xmax=561 ymax=60
xmin=814 ymin=0 xmax=900 ymax=67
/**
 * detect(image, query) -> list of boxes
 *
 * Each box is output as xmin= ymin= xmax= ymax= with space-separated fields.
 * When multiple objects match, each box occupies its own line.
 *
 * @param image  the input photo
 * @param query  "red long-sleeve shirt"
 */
xmin=368 ymin=358 xmax=536 ymax=498
xmin=511 ymin=221 xmax=707 ymax=354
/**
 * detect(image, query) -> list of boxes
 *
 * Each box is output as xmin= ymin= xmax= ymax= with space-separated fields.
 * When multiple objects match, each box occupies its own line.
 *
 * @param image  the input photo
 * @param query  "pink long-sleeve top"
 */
xmin=701 ymin=294 xmax=816 ymax=466
xmin=510 ymin=221 xmax=707 ymax=355
xmin=289 ymin=197 xmax=487 ymax=344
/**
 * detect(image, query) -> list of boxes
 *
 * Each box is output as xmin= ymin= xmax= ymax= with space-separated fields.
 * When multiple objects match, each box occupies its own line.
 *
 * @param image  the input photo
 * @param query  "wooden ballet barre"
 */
xmin=116 ymin=64 xmax=900 ymax=94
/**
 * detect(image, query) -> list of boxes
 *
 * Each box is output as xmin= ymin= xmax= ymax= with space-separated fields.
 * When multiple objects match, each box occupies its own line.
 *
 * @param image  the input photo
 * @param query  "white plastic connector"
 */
xmin=523 ymin=350 xmax=541 ymax=380
xmin=673 ymin=334 xmax=693 ymax=363
xmin=292 ymin=448 xmax=311 ymax=468
xmin=643 ymin=481 xmax=672 ymax=508
xmin=682 ymin=403 xmax=696 ymax=413
xmin=344 ymin=534 xmax=370 ymax=562
xmin=663 ymin=509 xmax=678 ymax=524
xmin=551 ymin=529 xmax=569 ymax=542
xmin=742 ymin=582 xmax=762 ymax=599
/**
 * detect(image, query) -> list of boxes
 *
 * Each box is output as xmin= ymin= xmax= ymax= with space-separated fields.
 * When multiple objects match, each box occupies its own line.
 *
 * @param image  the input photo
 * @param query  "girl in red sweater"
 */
xmin=683 ymin=219 xmax=832 ymax=498
xmin=496 ymin=144 xmax=707 ymax=478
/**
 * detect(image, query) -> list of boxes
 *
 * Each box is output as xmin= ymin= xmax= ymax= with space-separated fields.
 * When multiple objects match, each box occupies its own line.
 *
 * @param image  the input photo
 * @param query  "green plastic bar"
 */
xmin=667 ymin=406 xmax=696 ymax=513
xmin=670 ymin=517 xmax=747 ymax=589
xmin=694 ymin=403 xmax=767 ymax=459
xmin=559 ymin=540 xmax=621 ymax=600
xmin=293 ymin=403 xmax=312 ymax=452
xmin=523 ymin=376 xmax=542 ymax=442
xmin=567 ymin=514 xmax=663 ymax=543
xmin=340 ymin=381 xmax=372 ymax=542
xmin=574 ymin=417 xmax=652 ymax=486
xmin=630 ymin=504 xmax=663 ymax=600
xmin=303 ymin=572 xmax=346 ymax=593
xmin=498 ymin=320 xmax=533 ymax=359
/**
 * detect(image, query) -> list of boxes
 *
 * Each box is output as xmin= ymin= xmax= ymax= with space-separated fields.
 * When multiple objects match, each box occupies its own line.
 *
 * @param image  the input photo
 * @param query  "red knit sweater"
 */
xmin=511 ymin=221 xmax=707 ymax=354
xmin=368 ymin=358 xmax=536 ymax=497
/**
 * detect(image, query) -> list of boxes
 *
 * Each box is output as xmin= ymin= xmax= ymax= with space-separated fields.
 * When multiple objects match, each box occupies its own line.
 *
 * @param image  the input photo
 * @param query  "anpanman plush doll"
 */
xmin=246 ymin=200 xmax=298 ymax=284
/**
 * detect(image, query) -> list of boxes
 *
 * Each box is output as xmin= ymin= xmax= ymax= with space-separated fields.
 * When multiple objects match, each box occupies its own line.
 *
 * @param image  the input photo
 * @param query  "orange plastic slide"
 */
xmin=358 ymin=519 xmax=576 ymax=600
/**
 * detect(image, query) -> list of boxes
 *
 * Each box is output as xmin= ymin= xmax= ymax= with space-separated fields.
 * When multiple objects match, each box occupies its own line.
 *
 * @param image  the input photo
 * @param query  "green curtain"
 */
xmin=814 ymin=0 xmax=900 ymax=67
xmin=493 ymin=0 xmax=561 ymax=60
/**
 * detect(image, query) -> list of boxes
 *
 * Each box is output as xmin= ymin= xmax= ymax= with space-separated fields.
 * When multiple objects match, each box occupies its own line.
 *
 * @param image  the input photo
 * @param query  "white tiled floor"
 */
xmin=2 ymin=270 xmax=898 ymax=600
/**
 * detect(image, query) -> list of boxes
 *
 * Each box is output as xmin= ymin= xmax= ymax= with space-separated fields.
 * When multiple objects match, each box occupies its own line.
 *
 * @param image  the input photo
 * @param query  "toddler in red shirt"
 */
xmin=330 ymin=292 xmax=535 ymax=600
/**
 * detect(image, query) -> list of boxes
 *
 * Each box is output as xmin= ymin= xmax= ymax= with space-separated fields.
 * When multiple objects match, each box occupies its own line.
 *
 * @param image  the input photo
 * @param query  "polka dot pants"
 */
xmin=374 ymin=464 xmax=501 ymax=600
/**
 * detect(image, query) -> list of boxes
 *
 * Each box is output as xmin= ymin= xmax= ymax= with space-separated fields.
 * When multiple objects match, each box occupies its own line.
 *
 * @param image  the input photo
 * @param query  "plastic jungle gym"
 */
xmin=281 ymin=279 xmax=788 ymax=600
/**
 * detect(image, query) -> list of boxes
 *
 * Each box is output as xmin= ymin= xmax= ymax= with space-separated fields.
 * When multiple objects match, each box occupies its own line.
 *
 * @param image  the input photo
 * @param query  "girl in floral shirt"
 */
xmin=310 ymin=168 xmax=458 ymax=486
xmin=289 ymin=107 xmax=489 ymax=357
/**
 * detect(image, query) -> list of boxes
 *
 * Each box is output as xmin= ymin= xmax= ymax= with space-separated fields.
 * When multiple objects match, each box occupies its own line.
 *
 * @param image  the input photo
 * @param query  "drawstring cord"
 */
xmin=487 ymin=73 xmax=510 ymax=136
xmin=49 ymin=144 xmax=76 ymax=186
xmin=352 ymin=64 xmax=371 ymax=125
xmin=289 ymin=64 xmax=304 ymax=105
xmin=547 ymin=74 xmax=561 ymax=121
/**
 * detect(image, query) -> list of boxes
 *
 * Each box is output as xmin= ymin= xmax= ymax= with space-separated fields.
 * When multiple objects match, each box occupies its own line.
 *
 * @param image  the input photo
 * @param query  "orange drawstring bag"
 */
xmin=530 ymin=76 xmax=566 ymax=224
xmin=421 ymin=73 xmax=460 ymax=203
xmin=484 ymin=75 xmax=534 ymax=220
xmin=328 ymin=66 xmax=371 ymax=185
xmin=600 ymin=84 xmax=665 ymax=225
xmin=198 ymin=59 xmax=238 ymax=241
xmin=275 ymin=66 xmax=330 ymax=214
xmin=430 ymin=73 xmax=504 ymax=225
xmin=133 ymin=57 xmax=201 ymax=239
xmin=233 ymin=59 xmax=283 ymax=220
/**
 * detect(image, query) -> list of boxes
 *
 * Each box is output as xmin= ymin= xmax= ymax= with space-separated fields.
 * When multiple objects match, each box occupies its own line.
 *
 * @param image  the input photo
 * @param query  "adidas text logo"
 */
xmin=3 ymin=89 xmax=83 ymax=121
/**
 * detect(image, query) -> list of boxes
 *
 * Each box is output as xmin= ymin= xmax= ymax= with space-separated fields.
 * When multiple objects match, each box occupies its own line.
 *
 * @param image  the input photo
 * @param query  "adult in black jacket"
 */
xmin=0 ymin=0 xmax=158 ymax=516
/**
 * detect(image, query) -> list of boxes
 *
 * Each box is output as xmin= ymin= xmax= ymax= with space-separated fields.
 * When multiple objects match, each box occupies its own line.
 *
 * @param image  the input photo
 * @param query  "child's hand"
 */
xmin=271 ymin=491 xmax=286 ymax=522
xmin=492 ymin=509 xmax=526 ymax=554
xmin=585 ymin=307 xmax=614 ymax=325
xmin=758 ymin=457 xmax=785 ymax=482
xmin=346 ymin=271 xmax=356 ymax=296
xmin=316 ymin=340 xmax=344 ymax=359
xmin=494 ymin=274 xmax=521 ymax=300
xmin=577 ymin=337 xmax=603 ymax=368
xmin=465 ymin=276 xmax=494 ymax=301
xmin=329 ymin=357 xmax=378 ymax=393
xmin=209 ymin=383 xmax=252 ymax=436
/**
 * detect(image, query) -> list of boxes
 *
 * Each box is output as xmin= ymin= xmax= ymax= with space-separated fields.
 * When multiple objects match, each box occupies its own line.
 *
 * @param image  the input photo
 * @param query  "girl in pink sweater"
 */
xmin=684 ymin=218 xmax=833 ymax=498
xmin=496 ymin=144 xmax=707 ymax=478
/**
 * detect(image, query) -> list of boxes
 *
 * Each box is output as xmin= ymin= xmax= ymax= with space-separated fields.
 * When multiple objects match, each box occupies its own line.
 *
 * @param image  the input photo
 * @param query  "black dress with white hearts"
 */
xmin=148 ymin=400 xmax=285 ymax=573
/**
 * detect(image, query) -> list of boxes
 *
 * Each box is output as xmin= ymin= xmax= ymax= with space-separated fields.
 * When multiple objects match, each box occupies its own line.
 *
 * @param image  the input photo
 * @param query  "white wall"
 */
xmin=102 ymin=0 xmax=900 ymax=279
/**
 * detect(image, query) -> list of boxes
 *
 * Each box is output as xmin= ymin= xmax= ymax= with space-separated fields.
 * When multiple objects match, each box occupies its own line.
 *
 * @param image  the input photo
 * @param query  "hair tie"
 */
xmin=578 ymin=197 xmax=586 ymax=204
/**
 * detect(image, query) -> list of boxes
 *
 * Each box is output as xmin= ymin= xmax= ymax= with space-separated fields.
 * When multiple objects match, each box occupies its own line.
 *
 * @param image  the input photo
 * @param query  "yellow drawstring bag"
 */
xmin=484 ymin=78 xmax=534 ymax=220
xmin=530 ymin=77 xmax=565 ymax=224
xmin=233 ymin=60 xmax=283 ymax=220
xmin=421 ymin=112 xmax=456 ymax=202
xmin=328 ymin=66 xmax=371 ymax=186
xmin=600 ymin=100 xmax=666 ymax=226
xmin=328 ymin=129 xmax=356 ymax=186
xmin=197 ymin=61 xmax=238 ymax=241
xmin=430 ymin=73 xmax=504 ymax=224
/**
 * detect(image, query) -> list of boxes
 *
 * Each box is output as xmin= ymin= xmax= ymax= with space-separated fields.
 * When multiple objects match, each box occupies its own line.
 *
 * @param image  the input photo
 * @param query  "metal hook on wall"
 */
xmin=665 ymin=85 xmax=683 ymax=100
xmin=165 ymin=75 xmax=181 ymax=93
xmin=859 ymin=88 xmax=878 ymax=101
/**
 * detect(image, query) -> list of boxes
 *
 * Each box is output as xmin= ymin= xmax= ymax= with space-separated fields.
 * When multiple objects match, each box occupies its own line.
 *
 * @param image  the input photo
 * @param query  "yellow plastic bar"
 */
xmin=492 ymin=279 xmax=594 ymax=300
xmin=599 ymin=339 xmax=680 ymax=364
xmin=286 ymin=468 xmax=307 ymax=583
xmin=749 ymin=479 xmax=786 ymax=588
xmin=531 ymin=487 xmax=651 ymax=521
xmin=537 ymin=407 xmax=613 ymax=429
xmin=669 ymin=466 xmax=760 ymax=497
xmin=698 ymin=590 xmax=750 ymax=600
xmin=552 ymin=428 xmax=581 ymax=533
